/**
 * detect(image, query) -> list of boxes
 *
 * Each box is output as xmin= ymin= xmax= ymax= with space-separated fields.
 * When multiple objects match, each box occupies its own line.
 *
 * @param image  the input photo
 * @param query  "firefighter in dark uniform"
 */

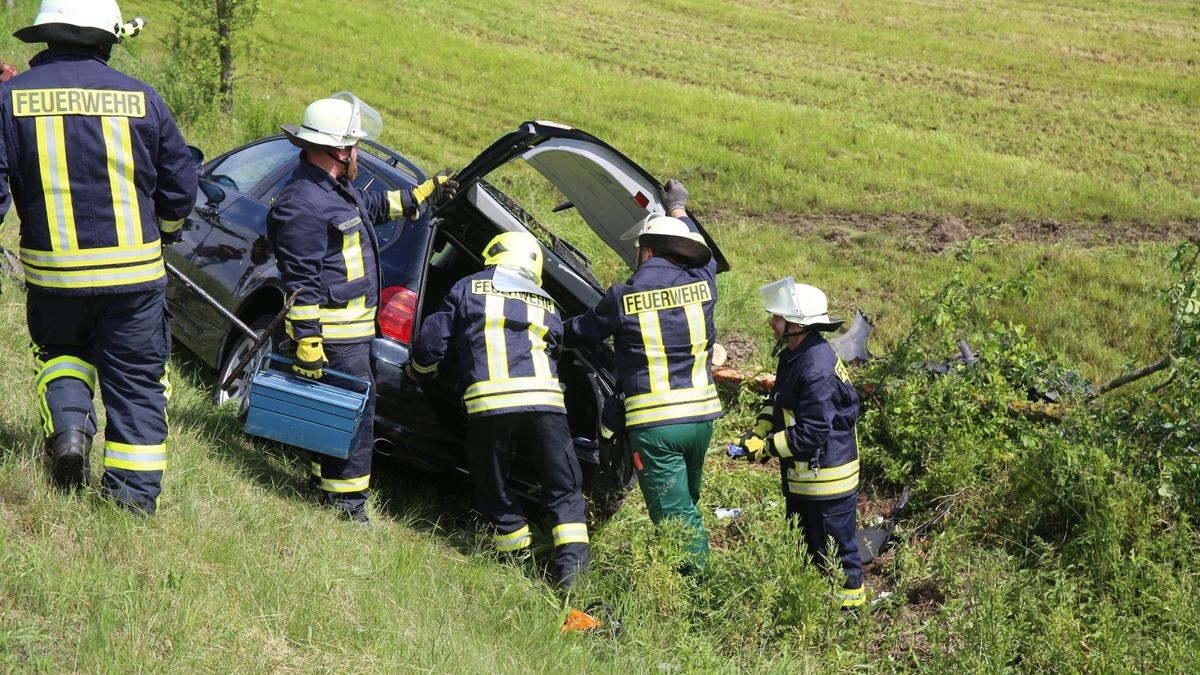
xmin=267 ymin=95 xmax=454 ymax=523
xmin=735 ymin=278 xmax=865 ymax=609
xmin=406 ymin=232 xmax=589 ymax=589
xmin=564 ymin=180 xmax=722 ymax=572
xmin=0 ymin=1 xmax=196 ymax=514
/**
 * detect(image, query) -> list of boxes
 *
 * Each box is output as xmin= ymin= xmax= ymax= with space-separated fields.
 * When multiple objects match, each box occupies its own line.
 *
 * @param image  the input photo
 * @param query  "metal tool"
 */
xmin=164 ymin=261 xmax=296 ymax=392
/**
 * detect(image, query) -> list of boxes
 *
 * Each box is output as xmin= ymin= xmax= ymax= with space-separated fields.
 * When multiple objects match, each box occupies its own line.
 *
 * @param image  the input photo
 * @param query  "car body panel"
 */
xmin=167 ymin=122 xmax=725 ymax=500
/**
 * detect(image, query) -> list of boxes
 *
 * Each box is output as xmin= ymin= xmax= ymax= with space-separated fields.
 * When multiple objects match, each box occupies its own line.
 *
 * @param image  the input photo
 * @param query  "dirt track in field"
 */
xmin=728 ymin=211 xmax=1198 ymax=252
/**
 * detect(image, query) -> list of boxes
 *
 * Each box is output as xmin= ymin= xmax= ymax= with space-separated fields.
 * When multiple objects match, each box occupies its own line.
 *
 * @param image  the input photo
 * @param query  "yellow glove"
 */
xmin=293 ymin=337 xmax=326 ymax=379
xmin=743 ymin=436 xmax=771 ymax=463
xmin=409 ymin=170 xmax=459 ymax=215
xmin=751 ymin=419 xmax=773 ymax=439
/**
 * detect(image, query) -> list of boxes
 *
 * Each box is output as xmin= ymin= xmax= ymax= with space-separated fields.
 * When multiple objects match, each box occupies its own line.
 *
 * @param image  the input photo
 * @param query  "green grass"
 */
xmin=1 ymin=0 xmax=1198 ymax=670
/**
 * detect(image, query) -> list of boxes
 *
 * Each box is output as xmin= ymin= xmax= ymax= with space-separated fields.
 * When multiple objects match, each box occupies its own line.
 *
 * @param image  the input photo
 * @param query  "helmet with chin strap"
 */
xmin=759 ymin=277 xmax=845 ymax=332
xmin=282 ymin=93 xmax=383 ymax=150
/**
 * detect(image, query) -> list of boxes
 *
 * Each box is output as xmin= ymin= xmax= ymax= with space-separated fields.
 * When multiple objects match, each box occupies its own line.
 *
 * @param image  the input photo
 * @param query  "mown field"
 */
xmin=2 ymin=1 xmax=1199 ymax=671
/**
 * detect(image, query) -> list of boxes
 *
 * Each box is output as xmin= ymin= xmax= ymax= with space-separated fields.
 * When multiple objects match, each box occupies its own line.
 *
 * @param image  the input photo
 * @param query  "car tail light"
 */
xmin=633 ymin=191 xmax=650 ymax=208
xmin=378 ymin=286 xmax=417 ymax=344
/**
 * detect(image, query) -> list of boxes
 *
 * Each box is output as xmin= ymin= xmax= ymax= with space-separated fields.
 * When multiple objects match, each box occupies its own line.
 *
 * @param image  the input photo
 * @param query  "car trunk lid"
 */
xmin=449 ymin=121 xmax=729 ymax=273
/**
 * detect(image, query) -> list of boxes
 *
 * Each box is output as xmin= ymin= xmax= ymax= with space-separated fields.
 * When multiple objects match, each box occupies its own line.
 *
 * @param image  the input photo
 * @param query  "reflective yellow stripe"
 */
xmin=310 ymin=461 xmax=322 ymax=478
xmin=36 ymin=115 xmax=76 ymax=251
xmin=411 ymin=360 xmax=438 ymax=374
xmin=386 ymin=190 xmax=405 ymax=219
xmin=638 ymin=310 xmax=670 ymax=392
xmin=771 ymin=430 xmax=794 ymax=459
xmin=35 ymin=356 xmax=97 ymax=436
xmin=321 ymin=474 xmax=370 ymax=493
xmin=161 ymin=363 xmax=172 ymax=426
xmin=19 ymin=241 xmax=161 ymax=268
xmin=465 ymin=390 xmax=565 ymax=415
xmin=683 ymin=303 xmax=708 ymax=389
xmin=841 ymin=585 xmax=866 ymax=608
xmin=624 ymin=397 xmax=722 ymax=427
xmin=319 ymin=300 xmax=375 ymax=324
xmin=483 ymin=294 xmax=509 ymax=381
xmin=526 ymin=304 xmax=551 ymax=379
xmin=288 ymin=304 xmax=320 ymax=321
xmin=464 ymin=377 xmax=562 ymax=399
xmin=102 ymin=116 xmax=141 ymax=247
xmin=835 ymin=357 xmax=852 ymax=384
xmin=342 ymin=230 xmax=364 ymax=280
xmin=320 ymin=320 xmax=376 ymax=340
xmin=552 ymin=522 xmax=589 ymax=546
xmin=625 ymin=385 xmax=718 ymax=413
xmin=771 ymin=411 xmax=797 ymax=458
xmin=495 ymin=525 xmax=531 ymax=552
xmin=159 ymin=217 xmax=183 ymax=233
xmin=104 ymin=442 xmax=167 ymax=472
xmin=786 ymin=459 xmax=860 ymax=497
xmin=23 ymin=258 xmax=165 ymax=289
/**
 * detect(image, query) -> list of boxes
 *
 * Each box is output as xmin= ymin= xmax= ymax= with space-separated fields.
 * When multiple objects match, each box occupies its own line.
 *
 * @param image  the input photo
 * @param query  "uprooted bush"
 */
xmin=577 ymin=239 xmax=1200 ymax=669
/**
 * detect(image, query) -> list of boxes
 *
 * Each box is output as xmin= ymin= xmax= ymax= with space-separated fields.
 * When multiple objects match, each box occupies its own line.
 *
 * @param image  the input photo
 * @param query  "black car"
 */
xmin=166 ymin=121 xmax=729 ymax=500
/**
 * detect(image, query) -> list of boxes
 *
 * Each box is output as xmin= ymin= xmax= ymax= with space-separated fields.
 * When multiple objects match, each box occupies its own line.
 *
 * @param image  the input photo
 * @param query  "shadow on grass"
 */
xmin=168 ymin=347 xmax=490 ymax=555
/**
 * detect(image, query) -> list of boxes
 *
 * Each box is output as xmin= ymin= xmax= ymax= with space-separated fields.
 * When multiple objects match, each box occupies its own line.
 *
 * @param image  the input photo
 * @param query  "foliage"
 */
xmin=159 ymin=0 xmax=262 ymax=117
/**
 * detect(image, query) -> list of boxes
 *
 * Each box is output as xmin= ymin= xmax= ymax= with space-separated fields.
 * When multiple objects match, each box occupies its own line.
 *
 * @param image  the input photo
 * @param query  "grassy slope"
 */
xmin=0 ymin=0 xmax=1197 ymax=670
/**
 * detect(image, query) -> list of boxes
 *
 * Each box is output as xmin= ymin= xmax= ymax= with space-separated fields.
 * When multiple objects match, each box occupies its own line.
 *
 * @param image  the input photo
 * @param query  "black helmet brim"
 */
xmin=15 ymin=23 xmax=118 ymax=46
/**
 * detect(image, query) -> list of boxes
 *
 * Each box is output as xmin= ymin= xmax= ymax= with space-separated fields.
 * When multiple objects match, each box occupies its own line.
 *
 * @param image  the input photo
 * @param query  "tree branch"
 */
xmin=1089 ymin=356 xmax=1172 ymax=400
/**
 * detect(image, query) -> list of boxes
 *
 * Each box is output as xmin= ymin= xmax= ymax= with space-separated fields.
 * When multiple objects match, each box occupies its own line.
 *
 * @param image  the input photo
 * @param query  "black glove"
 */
xmin=662 ymin=178 xmax=688 ymax=213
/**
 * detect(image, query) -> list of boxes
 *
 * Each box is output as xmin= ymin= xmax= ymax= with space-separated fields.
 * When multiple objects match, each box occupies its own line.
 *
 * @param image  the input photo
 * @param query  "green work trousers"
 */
xmin=629 ymin=421 xmax=713 ymax=570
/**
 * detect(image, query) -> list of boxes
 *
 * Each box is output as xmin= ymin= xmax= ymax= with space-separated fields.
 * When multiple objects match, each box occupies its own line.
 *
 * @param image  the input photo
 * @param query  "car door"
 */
xmin=174 ymin=138 xmax=300 ymax=365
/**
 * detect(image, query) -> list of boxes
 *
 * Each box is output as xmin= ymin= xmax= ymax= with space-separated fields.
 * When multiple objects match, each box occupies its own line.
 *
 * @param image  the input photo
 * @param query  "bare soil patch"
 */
xmin=725 ymin=211 xmax=1198 ymax=249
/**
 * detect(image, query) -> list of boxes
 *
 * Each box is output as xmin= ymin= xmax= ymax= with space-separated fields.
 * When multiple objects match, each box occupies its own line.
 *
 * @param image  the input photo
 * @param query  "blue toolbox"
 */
xmin=244 ymin=354 xmax=372 ymax=459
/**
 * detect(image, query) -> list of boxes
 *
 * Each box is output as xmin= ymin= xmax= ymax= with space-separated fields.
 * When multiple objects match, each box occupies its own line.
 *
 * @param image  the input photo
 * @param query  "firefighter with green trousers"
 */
xmin=564 ymin=179 xmax=722 ymax=572
xmin=735 ymin=278 xmax=865 ymax=609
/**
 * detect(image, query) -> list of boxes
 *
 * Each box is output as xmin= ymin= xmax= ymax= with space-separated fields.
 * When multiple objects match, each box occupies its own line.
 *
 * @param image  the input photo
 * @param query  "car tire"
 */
xmin=215 ymin=315 xmax=277 ymax=416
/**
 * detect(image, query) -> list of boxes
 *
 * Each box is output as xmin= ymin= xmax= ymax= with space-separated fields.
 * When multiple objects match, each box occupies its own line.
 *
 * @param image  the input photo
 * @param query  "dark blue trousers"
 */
xmin=27 ymin=287 xmax=170 ymax=513
xmin=465 ymin=411 xmax=590 ymax=588
xmin=786 ymin=492 xmax=864 ymax=591
xmin=308 ymin=341 xmax=375 ymax=515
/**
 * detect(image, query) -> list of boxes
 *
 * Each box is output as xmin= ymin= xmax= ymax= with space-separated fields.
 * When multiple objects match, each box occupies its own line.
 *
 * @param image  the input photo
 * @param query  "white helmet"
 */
xmin=760 ymin=277 xmax=844 ymax=332
xmin=626 ymin=215 xmax=711 ymax=267
xmin=15 ymin=0 xmax=123 ymax=45
xmin=282 ymin=93 xmax=383 ymax=150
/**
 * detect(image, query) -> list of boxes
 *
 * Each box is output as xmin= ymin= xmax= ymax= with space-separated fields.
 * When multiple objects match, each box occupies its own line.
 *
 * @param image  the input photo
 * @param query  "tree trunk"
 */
xmin=217 ymin=0 xmax=234 ymax=115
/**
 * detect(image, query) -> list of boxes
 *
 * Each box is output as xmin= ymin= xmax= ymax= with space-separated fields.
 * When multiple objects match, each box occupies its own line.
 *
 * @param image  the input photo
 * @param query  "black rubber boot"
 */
xmin=46 ymin=429 xmax=91 ymax=490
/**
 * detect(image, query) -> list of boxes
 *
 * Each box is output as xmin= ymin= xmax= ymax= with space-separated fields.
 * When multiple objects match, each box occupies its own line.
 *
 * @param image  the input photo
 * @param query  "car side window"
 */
xmin=356 ymin=163 xmax=406 ymax=248
xmin=206 ymin=138 xmax=299 ymax=195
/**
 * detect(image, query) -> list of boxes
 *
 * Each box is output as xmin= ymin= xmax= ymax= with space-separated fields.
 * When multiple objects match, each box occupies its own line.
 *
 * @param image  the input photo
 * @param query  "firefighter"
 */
xmin=0 ymin=1 xmax=198 ymax=514
xmin=406 ymin=232 xmax=590 ymax=589
xmin=734 ymin=278 xmax=865 ymax=609
xmin=267 ymin=95 xmax=455 ymax=523
xmin=563 ymin=179 xmax=722 ymax=572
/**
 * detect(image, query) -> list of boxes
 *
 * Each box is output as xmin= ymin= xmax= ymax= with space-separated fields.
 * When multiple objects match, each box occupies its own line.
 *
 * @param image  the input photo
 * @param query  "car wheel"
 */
xmin=215 ymin=315 xmax=276 ymax=414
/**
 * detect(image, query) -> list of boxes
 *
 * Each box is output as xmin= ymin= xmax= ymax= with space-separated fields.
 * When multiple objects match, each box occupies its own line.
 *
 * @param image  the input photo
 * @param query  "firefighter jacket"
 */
xmin=758 ymin=331 xmax=860 ymax=500
xmin=267 ymin=156 xmax=413 ymax=344
xmin=564 ymin=217 xmax=722 ymax=431
xmin=411 ymin=266 xmax=566 ymax=417
xmin=0 ymin=47 xmax=197 ymax=295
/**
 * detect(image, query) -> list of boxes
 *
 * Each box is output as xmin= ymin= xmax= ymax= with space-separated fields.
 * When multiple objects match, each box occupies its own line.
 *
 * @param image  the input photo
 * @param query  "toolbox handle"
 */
xmin=259 ymin=354 xmax=373 ymax=396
